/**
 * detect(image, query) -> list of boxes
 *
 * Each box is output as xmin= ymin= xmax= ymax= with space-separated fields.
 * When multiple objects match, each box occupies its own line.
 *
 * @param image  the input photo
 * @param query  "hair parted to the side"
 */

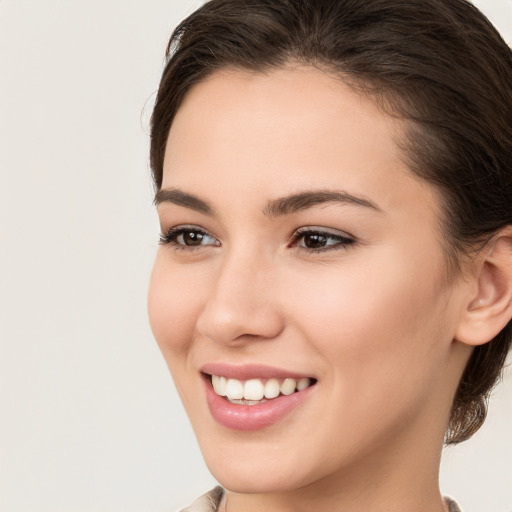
xmin=150 ymin=0 xmax=512 ymax=444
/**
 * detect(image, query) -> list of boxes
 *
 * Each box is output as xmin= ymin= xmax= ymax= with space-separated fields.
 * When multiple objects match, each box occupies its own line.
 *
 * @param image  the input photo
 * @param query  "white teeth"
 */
xmin=211 ymin=375 xmax=313 ymax=401
xmin=229 ymin=399 xmax=266 ymax=405
xmin=297 ymin=377 xmax=311 ymax=391
xmin=225 ymin=379 xmax=244 ymax=400
xmin=244 ymin=379 xmax=265 ymax=400
xmin=280 ymin=378 xmax=297 ymax=396
xmin=212 ymin=375 xmax=227 ymax=396
xmin=218 ymin=376 xmax=227 ymax=396
xmin=264 ymin=378 xmax=280 ymax=399
xmin=212 ymin=375 xmax=220 ymax=394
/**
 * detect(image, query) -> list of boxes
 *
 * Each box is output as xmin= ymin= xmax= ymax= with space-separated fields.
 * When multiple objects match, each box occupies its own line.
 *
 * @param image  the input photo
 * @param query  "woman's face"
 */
xmin=148 ymin=67 xmax=470 ymax=494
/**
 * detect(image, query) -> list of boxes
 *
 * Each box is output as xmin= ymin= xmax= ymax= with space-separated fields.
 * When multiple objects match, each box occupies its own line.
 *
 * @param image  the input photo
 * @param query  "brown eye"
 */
xmin=293 ymin=228 xmax=355 ymax=252
xmin=159 ymin=226 xmax=219 ymax=248
xmin=303 ymin=233 xmax=328 ymax=249
xmin=181 ymin=231 xmax=206 ymax=246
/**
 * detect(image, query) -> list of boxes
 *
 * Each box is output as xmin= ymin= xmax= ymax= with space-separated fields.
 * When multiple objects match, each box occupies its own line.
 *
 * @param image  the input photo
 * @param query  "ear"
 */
xmin=455 ymin=228 xmax=512 ymax=346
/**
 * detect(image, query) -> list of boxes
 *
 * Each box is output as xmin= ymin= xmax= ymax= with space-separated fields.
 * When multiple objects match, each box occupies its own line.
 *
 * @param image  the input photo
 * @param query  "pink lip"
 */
xmin=201 ymin=368 xmax=316 ymax=431
xmin=200 ymin=363 xmax=312 ymax=381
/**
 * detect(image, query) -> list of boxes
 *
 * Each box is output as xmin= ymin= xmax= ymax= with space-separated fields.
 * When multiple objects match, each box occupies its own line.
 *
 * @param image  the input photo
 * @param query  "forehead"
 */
xmin=163 ymin=66 xmax=437 ymax=217
xmin=166 ymin=66 xmax=401 ymax=166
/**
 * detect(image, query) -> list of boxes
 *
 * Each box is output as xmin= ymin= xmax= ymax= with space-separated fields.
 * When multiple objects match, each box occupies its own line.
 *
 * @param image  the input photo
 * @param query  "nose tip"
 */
xmin=196 ymin=261 xmax=284 ymax=346
xmin=197 ymin=302 xmax=284 ymax=345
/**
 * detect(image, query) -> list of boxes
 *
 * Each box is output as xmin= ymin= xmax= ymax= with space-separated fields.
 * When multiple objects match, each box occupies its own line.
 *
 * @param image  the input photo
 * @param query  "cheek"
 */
xmin=277 ymin=251 xmax=453 ymax=460
xmin=148 ymin=254 xmax=205 ymax=359
xmin=286 ymin=248 xmax=450 ymax=388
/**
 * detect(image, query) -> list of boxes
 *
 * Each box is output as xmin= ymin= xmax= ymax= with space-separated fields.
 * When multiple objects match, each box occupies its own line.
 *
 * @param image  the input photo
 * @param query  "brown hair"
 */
xmin=150 ymin=0 xmax=512 ymax=444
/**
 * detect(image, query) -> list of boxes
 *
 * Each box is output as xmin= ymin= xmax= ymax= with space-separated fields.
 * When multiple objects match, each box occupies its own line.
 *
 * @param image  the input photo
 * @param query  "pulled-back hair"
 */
xmin=150 ymin=0 xmax=512 ymax=444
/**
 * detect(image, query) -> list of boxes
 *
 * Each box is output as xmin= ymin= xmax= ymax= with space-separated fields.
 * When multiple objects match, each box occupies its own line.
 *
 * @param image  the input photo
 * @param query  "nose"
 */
xmin=196 ymin=250 xmax=285 ymax=346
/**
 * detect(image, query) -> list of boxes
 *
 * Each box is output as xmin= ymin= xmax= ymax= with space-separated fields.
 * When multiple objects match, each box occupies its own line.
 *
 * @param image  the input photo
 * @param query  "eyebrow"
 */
xmin=154 ymin=188 xmax=381 ymax=217
xmin=263 ymin=190 xmax=381 ymax=217
xmin=154 ymin=188 xmax=214 ymax=215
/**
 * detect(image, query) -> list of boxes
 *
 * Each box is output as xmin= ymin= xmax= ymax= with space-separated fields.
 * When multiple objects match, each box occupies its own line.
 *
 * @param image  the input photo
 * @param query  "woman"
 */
xmin=147 ymin=0 xmax=512 ymax=510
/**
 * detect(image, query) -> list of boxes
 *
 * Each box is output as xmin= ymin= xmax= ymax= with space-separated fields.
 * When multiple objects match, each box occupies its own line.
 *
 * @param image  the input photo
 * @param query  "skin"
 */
xmin=148 ymin=66 xmax=479 ymax=512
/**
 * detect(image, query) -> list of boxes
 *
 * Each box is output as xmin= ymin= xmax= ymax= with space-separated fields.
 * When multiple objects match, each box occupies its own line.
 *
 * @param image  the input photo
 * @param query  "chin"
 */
xmin=207 ymin=460 xmax=309 ymax=494
xmin=196 ymin=431 xmax=325 ymax=495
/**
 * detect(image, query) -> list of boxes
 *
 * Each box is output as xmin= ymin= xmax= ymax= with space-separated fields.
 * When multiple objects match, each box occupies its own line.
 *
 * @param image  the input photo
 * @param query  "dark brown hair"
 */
xmin=150 ymin=0 xmax=512 ymax=444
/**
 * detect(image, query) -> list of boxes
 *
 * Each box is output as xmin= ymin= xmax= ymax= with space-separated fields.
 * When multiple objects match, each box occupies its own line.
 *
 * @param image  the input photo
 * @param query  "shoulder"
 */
xmin=179 ymin=486 xmax=225 ymax=512
xmin=444 ymin=496 xmax=463 ymax=512
xmin=178 ymin=488 xmax=461 ymax=512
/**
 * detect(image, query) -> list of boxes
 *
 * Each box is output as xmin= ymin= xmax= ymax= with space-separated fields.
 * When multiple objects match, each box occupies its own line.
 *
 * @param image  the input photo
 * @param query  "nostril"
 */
xmin=197 ymin=305 xmax=285 ymax=346
xmin=195 ymin=267 xmax=285 ymax=345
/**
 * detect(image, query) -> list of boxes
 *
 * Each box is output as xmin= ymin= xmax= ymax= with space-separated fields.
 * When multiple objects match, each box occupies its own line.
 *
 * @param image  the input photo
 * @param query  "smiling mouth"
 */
xmin=207 ymin=374 xmax=317 ymax=405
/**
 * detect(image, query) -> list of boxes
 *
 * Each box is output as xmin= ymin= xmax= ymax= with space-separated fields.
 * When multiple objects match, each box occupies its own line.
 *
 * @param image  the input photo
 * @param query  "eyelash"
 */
xmin=291 ymin=227 xmax=356 ymax=253
xmin=159 ymin=225 xmax=219 ymax=250
xmin=159 ymin=226 xmax=356 ymax=253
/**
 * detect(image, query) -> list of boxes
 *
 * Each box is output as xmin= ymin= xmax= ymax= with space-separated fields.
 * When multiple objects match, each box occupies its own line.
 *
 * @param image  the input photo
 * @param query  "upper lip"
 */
xmin=200 ymin=363 xmax=314 ymax=381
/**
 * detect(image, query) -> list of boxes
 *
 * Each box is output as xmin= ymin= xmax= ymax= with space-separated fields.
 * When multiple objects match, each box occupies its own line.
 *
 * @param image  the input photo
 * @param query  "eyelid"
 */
xmin=293 ymin=225 xmax=355 ymax=238
xmin=290 ymin=226 xmax=356 ymax=252
xmin=159 ymin=224 xmax=220 ymax=248
xmin=292 ymin=226 xmax=356 ymax=241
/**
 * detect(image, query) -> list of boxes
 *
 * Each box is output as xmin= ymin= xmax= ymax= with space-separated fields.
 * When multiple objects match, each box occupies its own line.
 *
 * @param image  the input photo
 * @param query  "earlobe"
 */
xmin=455 ymin=228 xmax=512 ymax=347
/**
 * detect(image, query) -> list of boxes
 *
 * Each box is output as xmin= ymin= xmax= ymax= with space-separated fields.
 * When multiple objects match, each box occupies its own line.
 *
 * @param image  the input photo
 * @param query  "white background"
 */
xmin=0 ymin=1 xmax=511 ymax=511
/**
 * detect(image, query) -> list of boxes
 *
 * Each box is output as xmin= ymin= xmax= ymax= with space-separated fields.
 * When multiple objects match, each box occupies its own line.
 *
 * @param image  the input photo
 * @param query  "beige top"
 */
xmin=179 ymin=486 xmax=462 ymax=512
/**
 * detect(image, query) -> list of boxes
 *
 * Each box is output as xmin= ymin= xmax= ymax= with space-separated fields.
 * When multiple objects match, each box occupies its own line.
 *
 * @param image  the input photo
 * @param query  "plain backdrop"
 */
xmin=0 ymin=1 xmax=511 ymax=511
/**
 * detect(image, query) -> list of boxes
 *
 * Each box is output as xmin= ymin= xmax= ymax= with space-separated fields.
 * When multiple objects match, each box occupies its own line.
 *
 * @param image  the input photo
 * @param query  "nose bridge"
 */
xmin=196 ymin=244 xmax=283 ymax=344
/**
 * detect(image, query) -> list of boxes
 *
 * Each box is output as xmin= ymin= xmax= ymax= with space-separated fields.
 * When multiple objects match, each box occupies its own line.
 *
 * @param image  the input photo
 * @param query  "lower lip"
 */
xmin=204 ymin=376 xmax=315 ymax=431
